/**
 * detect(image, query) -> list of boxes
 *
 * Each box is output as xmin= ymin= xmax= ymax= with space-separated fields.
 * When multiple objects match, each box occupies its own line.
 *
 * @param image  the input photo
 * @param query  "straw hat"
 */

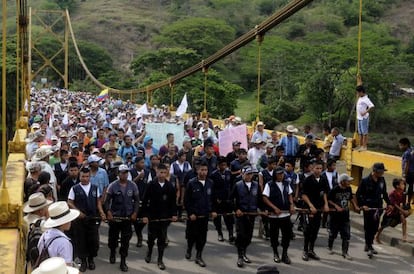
xmin=32 ymin=146 xmax=53 ymax=161
xmin=43 ymin=201 xmax=80 ymax=228
xmin=23 ymin=193 xmax=53 ymax=213
xmin=286 ymin=125 xmax=298 ymax=133
xmin=32 ymin=257 xmax=78 ymax=274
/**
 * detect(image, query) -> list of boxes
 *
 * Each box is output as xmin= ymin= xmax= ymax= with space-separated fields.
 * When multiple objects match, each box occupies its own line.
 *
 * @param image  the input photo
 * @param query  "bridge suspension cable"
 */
xmin=65 ymin=0 xmax=314 ymax=95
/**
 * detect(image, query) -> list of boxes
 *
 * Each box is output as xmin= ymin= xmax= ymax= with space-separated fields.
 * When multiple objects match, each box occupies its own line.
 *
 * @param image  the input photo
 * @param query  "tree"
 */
xmin=130 ymin=47 xmax=200 ymax=78
xmin=155 ymin=18 xmax=236 ymax=58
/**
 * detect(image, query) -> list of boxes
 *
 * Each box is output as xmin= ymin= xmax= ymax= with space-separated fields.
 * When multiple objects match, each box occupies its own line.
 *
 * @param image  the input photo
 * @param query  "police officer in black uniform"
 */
xmin=142 ymin=164 xmax=177 ymax=270
xmin=211 ymin=156 xmax=235 ymax=243
xmin=184 ymin=161 xmax=217 ymax=267
xmin=356 ymin=162 xmax=391 ymax=258
xmin=68 ymin=167 xmax=106 ymax=272
xmin=104 ymin=164 xmax=139 ymax=272
xmin=301 ymin=160 xmax=329 ymax=261
xmin=230 ymin=165 xmax=260 ymax=268
xmin=130 ymin=156 xmax=149 ymax=247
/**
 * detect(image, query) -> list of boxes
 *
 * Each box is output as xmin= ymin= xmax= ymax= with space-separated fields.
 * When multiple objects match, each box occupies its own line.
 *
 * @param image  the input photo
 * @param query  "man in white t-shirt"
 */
xmin=262 ymin=166 xmax=295 ymax=265
xmin=356 ymin=85 xmax=374 ymax=151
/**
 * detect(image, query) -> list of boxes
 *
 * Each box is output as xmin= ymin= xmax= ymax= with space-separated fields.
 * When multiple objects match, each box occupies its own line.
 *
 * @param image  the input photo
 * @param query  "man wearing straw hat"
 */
xmin=23 ymin=192 xmax=53 ymax=229
xmin=36 ymin=201 xmax=80 ymax=265
xmin=31 ymin=145 xmax=58 ymax=200
xmin=104 ymin=164 xmax=139 ymax=272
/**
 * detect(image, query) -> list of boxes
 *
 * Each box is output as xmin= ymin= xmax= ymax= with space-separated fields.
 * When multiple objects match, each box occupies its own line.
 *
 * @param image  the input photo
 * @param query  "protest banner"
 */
xmin=218 ymin=124 xmax=248 ymax=156
xmin=145 ymin=122 xmax=185 ymax=150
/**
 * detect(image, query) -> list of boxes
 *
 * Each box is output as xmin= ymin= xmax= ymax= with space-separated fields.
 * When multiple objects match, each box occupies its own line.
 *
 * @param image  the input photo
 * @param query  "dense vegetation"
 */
xmin=2 ymin=0 xmax=414 ymax=137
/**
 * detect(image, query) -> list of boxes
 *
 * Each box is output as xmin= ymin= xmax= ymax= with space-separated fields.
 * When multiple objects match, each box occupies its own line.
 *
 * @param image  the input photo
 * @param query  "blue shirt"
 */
xmin=37 ymin=228 xmax=73 ymax=264
xmin=329 ymin=134 xmax=345 ymax=157
xmin=90 ymin=167 xmax=109 ymax=195
xmin=280 ymin=135 xmax=299 ymax=157
xmin=402 ymin=147 xmax=414 ymax=174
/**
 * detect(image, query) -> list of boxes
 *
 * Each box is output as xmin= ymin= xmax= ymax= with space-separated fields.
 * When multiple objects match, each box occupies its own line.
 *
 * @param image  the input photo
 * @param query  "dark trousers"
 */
xmin=235 ymin=215 xmax=256 ymax=251
xmin=269 ymin=216 xmax=292 ymax=252
xmin=363 ymin=210 xmax=381 ymax=247
xmin=329 ymin=216 xmax=351 ymax=253
xmin=72 ymin=218 xmax=100 ymax=259
xmin=213 ymin=202 xmax=234 ymax=235
xmin=108 ymin=220 xmax=133 ymax=257
xmin=303 ymin=212 xmax=321 ymax=252
xmin=186 ymin=217 xmax=209 ymax=252
xmin=133 ymin=221 xmax=146 ymax=240
xmin=147 ymin=221 xmax=169 ymax=250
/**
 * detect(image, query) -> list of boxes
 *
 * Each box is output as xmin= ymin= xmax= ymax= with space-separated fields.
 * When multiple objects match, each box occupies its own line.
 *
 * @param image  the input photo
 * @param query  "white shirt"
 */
xmin=245 ymin=182 xmax=252 ymax=190
xmin=325 ymin=171 xmax=334 ymax=190
xmin=248 ymin=147 xmax=265 ymax=167
xmin=263 ymin=182 xmax=293 ymax=218
xmin=356 ymin=95 xmax=374 ymax=120
xmin=68 ymin=182 xmax=101 ymax=200
xmin=37 ymin=228 xmax=73 ymax=264
xmin=199 ymin=180 xmax=205 ymax=187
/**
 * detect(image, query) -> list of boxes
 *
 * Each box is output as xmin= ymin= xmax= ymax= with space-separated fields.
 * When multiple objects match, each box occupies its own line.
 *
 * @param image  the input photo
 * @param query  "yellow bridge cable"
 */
xmin=66 ymin=0 xmax=314 ymax=95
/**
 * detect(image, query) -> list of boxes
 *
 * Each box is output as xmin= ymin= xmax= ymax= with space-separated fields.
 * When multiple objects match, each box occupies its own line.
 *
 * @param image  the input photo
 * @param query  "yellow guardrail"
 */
xmin=0 ymin=128 xmax=27 ymax=274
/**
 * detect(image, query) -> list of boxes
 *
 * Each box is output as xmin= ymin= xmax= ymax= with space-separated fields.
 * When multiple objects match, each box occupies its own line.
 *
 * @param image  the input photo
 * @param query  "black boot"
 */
xmin=195 ymin=250 xmax=206 ymax=267
xmin=145 ymin=246 xmax=153 ymax=263
xmin=109 ymin=250 xmax=116 ymax=264
xmin=229 ymin=231 xmax=235 ymax=244
xmin=185 ymin=243 xmax=193 ymax=259
xmin=120 ymin=256 xmax=128 ymax=272
xmin=342 ymin=240 xmax=352 ymax=260
xmin=88 ymin=256 xmax=96 ymax=270
xmin=237 ymin=248 xmax=244 ymax=268
xmin=328 ymin=238 xmax=334 ymax=254
xmin=79 ymin=258 xmax=87 ymax=272
xmin=242 ymin=249 xmax=251 ymax=264
xmin=136 ymin=233 xmax=143 ymax=248
xmin=281 ymin=248 xmax=291 ymax=264
xmin=273 ymin=249 xmax=281 ymax=263
xmin=158 ymin=249 xmax=166 ymax=270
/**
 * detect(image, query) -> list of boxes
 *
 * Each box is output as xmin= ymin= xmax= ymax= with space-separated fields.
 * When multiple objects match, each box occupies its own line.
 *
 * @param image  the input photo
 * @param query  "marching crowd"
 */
xmin=22 ymin=88 xmax=412 ymax=273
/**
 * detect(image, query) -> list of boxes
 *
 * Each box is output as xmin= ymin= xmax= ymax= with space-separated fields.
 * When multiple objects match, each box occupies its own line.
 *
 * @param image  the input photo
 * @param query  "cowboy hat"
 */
xmin=43 ymin=201 xmax=80 ymax=228
xmin=286 ymin=125 xmax=298 ymax=133
xmin=32 ymin=257 xmax=79 ymax=274
xmin=32 ymin=146 xmax=54 ymax=161
xmin=23 ymin=193 xmax=52 ymax=213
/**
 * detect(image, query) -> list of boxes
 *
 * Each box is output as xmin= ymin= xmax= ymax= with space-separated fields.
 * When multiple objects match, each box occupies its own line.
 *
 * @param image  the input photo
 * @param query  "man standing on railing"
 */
xmin=356 ymin=85 xmax=375 ymax=151
xmin=356 ymin=162 xmax=391 ymax=258
xmin=104 ymin=164 xmax=139 ymax=272
xmin=142 ymin=164 xmax=177 ymax=270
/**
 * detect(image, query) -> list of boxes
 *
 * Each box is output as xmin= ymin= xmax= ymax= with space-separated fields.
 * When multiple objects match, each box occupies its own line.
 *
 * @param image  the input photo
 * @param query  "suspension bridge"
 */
xmin=0 ymin=0 xmax=406 ymax=273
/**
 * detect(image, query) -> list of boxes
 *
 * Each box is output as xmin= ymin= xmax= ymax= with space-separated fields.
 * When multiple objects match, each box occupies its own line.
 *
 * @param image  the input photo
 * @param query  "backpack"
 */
xmin=31 ymin=234 xmax=63 ymax=269
xmin=26 ymin=219 xmax=43 ymax=265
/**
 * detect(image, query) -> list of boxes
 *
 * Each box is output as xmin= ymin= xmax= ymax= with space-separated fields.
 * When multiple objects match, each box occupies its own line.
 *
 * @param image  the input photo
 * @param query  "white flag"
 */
xmin=175 ymin=93 xmax=188 ymax=117
xmin=62 ymin=113 xmax=69 ymax=125
xmin=135 ymin=103 xmax=148 ymax=117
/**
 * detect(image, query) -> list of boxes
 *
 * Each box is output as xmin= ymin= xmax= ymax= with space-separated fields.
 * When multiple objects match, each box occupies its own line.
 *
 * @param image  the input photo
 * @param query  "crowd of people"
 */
xmin=22 ymin=87 xmax=412 ymax=273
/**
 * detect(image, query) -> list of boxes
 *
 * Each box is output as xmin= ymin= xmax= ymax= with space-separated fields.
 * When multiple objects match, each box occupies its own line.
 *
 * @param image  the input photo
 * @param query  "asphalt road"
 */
xmin=84 ymin=217 xmax=414 ymax=274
